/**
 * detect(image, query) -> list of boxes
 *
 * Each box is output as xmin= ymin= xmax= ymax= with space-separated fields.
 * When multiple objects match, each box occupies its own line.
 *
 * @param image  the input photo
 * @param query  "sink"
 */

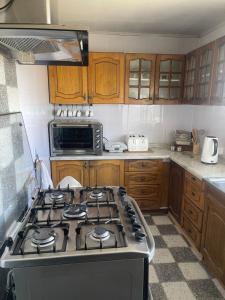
xmin=207 ymin=178 xmax=225 ymax=193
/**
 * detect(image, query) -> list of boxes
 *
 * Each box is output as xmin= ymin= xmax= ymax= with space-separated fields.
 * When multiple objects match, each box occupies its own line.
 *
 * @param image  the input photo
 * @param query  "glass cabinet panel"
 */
xmin=130 ymin=59 xmax=139 ymax=71
xmin=157 ymin=55 xmax=185 ymax=102
xmin=126 ymin=55 xmax=155 ymax=102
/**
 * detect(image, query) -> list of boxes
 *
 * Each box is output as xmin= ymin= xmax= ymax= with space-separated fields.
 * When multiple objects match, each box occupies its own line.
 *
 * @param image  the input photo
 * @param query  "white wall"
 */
xmin=16 ymin=64 xmax=53 ymax=170
xmin=89 ymin=32 xmax=198 ymax=53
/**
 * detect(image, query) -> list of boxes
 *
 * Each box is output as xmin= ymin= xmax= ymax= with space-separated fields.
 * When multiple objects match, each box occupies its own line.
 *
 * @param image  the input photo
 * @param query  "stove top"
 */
xmin=1 ymin=186 xmax=154 ymax=268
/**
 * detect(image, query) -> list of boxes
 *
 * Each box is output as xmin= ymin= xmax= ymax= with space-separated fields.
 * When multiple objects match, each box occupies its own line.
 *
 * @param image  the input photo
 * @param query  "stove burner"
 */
xmin=63 ymin=204 xmax=87 ymax=219
xmin=89 ymin=226 xmax=110 ymax=241
xmin=90 ymin=189 xmax=104 ymax=199
xmin=50 ymin=192 xmax=64 ymax=201
xmin=31 ymin=228 xmax=56 ymax=248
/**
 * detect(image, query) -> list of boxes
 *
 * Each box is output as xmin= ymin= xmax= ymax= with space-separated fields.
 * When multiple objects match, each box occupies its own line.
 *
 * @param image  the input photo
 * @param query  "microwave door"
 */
xmin=52 ymin=126 xmax=94 ymax=154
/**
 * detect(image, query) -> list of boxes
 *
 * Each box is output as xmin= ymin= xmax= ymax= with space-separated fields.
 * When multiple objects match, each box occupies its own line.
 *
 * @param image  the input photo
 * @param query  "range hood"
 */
xmin=0 ymin=0 xmax=88 ymax=65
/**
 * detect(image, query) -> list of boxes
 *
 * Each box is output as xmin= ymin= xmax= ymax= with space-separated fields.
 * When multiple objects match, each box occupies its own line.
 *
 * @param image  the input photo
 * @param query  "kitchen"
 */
xmin=1 ymin=0 xmax=225 ymax=299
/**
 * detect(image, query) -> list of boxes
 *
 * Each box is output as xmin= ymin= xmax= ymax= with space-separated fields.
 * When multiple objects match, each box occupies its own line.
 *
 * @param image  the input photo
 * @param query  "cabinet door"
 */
xmin=88 ymin=52 xmax=125 ymax=104
xmin=89 ymin=160 xmax=124 ymax=186
xmin=125 ymin=53 xmax=156 ymax=104
xmin=211 ymin=36 xmax=225 ymax=105
xmin=201 ymin=189 xmax=225 ymax=284
xmin=183 ymin=50 xmax=198 ymax=104
xmin=195 ymin=42 xmax=215 ymax=105
xmin=155 ymin=55 xmax=185 ymax=104
xmin=168 ymin=162 xmax=184 ymax=223
xmin=51 ymin=161 xmax=89 ymax=187
xmin=48 ymin=66 xmax=88 ymax=104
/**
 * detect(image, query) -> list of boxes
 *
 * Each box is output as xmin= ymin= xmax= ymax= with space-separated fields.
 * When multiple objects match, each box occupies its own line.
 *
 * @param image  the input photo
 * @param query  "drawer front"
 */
xmin=185 ymin=171 xmax=202 ymax=189
xmin=183 ymin=216 xmax=201 ymax=250
xmin=125 ymin=172 xmax=161 ymax=185
xmin=126 ymin=184 xmax=161 ymax=198
xmin=183 ymin=197 xmax=203 ymax=231
xmin=125 ymin=160 xmax=162 ymax=172
xmin=135 ymin=198 xmax=160 ymax=211
xmin=185 ymin=180 xmax=204 ymax=210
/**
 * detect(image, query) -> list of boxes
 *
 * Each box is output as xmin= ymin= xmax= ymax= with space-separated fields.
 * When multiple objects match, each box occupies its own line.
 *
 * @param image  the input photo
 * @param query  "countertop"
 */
xmin=50 ymin=148 xmax=225 ymax=180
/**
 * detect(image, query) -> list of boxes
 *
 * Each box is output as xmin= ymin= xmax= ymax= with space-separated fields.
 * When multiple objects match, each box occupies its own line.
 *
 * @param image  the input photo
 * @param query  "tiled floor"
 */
xmin=145 ymin=214 xmax=225 ymax=300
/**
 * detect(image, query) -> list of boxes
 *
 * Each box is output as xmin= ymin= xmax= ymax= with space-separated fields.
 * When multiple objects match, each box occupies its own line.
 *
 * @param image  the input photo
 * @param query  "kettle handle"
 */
xmin=212 ymin=139 xmax=218 ymax=156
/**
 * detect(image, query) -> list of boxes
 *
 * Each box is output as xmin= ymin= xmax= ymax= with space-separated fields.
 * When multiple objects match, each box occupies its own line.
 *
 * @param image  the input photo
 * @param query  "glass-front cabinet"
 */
xmin=125 ymin=54 xmax=156 ymax=104
xmin=195 ymin=42 xmax=215 ymax=105
xmin=211 ymin=37 xmax=225 ymax=105
xmin=183 ymin=51 xmax=198 ymax=104
xmin=155 ymin=55 xmax=185 ymax=104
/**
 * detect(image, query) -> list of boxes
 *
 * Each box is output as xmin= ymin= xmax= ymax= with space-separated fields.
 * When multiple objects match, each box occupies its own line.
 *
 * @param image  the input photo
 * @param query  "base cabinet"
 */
xmin=201 ymin=184 xmax=225 ymax=285
xmin=168 ymin=162 xmax=184 ymax=223
xmin=51 ymin=160 xmax=124 ymax=187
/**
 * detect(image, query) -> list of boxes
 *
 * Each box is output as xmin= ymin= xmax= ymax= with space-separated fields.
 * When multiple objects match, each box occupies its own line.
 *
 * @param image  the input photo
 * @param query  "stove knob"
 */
xmin=127 ymin=210 xmax=135 ymax=217
xmin=135 ymin=231 xmax=146 ymax=241
xmin=125 ymin=204 xmax=132 ymax=211
xmin=132 ymin=222 xmax=142 ymax=232
xmin=130 ymin=215 xmax=137 ymax=224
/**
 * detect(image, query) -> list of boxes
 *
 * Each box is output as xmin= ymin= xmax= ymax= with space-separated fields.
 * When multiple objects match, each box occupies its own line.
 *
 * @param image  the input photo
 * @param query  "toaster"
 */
xmin=127 ymin=134 xmax=149 ymax=152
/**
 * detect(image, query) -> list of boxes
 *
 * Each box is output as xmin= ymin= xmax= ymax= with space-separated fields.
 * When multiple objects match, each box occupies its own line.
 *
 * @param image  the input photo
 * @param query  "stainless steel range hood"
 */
xmin=0 ymin=0 xmax=88 ymax=65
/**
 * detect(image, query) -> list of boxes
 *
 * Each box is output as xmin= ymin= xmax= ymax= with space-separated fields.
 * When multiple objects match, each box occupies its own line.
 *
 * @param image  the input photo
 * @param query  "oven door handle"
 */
xmin=130 ymin=198 xmax=155 ymax=263
xmin=52 ymin=124 xmax=91 ymax=128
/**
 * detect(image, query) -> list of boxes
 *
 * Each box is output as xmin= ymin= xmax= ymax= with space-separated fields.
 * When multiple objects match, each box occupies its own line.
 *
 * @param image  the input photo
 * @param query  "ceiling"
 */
xmin=51 ymin=0 xmax=225 ymax=36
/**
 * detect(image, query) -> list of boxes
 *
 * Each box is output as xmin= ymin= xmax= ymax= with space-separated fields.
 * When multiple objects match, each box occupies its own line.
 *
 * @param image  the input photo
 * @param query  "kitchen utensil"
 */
xmin=201 ymin=136 xmax=219 ymax=164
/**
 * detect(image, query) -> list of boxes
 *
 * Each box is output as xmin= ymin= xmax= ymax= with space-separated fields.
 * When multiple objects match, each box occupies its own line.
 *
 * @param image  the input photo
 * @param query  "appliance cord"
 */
xmin=0 ymin=0 xmax=14 ymax=10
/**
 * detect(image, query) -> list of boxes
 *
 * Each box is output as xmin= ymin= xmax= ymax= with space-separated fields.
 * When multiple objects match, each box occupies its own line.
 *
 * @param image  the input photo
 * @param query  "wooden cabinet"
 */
xmin=88 ymin=52 xmax=125 ymax=104
xmin=51 ymin=160 xmax=124 ymax=187
xmin=201 ymin=183 xmax=225 ymax=285
xmin=125 ymin=159 xmax=169 ymax=211
xmin=183 ymin=50 xmax=198 ymax=104
xmin=48 ymin=66 xmax=88 ymax=104
xmin=155 ymin=54 xmax=185 ymax=104
xmin=51 ymin=160 xmax=89 ymax=187
xmin=195 ymin=42 xmax=215 ymax=105
xmin=182 ymin=171 xmax=204 ymax=250
xmin=89 ymin=160 xmax=124 ymax=186
xmin=168 ymin=161 xmax=184 ymax=223
xmin=125 ymin=53 xmax=156 ymax=104
xmin=211 ymin=36 xmax=225 ymax=105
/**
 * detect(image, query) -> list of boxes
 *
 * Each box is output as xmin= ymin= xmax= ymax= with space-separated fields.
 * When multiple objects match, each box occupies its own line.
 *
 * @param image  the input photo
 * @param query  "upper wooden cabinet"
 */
xmin=155 ymin=55 xmax=185 ymax=104
xmin=195 ymin=42 xmax=215 ymax=105
xmin=125 ymin=53 xmax=156 ymax=104
xmin=211 ymin=36 xmax=225 ymax=105
xmin=183 ymin=50 xmax=198 ymax=104
xmin=88 ymin=52 xmax=125 ymax=104
xmin=48 ymin=66 xmax=88 ymax=104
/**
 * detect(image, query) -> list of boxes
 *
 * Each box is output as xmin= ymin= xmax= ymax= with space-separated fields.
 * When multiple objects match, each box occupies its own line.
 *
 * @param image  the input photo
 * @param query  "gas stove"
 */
xmin=1 ymin=186 xmax=154 ymax=300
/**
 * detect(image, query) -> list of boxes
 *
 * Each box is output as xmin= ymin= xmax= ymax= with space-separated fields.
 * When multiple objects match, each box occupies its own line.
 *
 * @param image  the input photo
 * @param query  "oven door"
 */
xmin=50 ymin=124 xmax=95 ymax=155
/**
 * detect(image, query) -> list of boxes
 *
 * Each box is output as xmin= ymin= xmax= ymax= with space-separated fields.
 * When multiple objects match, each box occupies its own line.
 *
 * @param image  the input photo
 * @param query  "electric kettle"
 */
xmin=201 ymin=136 xmax=219 ymax=164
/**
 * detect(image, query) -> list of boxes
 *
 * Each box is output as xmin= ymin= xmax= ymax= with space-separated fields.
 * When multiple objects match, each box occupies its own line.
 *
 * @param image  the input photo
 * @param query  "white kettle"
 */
xmin=201 ymin=136 xmax=219 ymax=164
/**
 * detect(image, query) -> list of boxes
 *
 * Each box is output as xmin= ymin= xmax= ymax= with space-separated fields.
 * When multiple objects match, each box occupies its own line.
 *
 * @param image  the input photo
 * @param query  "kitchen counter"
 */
xmin=50 ymin=147 xmax=225 ymax=180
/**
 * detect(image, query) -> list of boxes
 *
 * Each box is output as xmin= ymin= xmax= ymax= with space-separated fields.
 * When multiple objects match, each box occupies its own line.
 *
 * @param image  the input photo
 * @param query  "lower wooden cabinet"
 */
xmin=89 ymin=160 xmax=124 ymax=186
xmin=51 ymin=160 xmax=124 ymax=187
xmin=51 ymin=160 xmax=89 ymax=187
xmin=168 ymin=161 xmax=184 ymax=223
xmin=125 ymin=159 xmax=169 ymax=212
xmin=201 ymin=183 xmax=225 ymax=285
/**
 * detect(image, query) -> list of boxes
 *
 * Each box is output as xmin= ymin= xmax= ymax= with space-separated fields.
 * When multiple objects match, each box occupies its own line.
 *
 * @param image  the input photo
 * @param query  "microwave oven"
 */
xmin=49 ymin=120 xmax=103 ymax=156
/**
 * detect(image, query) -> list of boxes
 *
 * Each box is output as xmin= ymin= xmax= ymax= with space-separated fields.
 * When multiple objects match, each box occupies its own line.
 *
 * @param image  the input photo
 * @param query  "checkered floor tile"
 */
xmin=145 ymin=214 xmax=225 ymax=300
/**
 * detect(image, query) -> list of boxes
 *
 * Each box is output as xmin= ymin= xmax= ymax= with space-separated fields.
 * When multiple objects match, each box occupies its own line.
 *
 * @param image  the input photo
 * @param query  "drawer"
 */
xmin=125 ymin=172 xmax=161 ymax=185
xmin=135 ymin=198 xmax=160 ymax=211
xmin=183 ymin=215 xmax=201 ymax=250
xmin=183 ymin=196 xmax=203 ymax=231
xmin=185 ymin=171 xmax=202 ymax=189
xmin=125 ymin=160 xmax=162 ymax=172
xmin=184 ymin=179 xmax=204 ymax=210
xmin=126 ymin=184 xmax=161 ymax=198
